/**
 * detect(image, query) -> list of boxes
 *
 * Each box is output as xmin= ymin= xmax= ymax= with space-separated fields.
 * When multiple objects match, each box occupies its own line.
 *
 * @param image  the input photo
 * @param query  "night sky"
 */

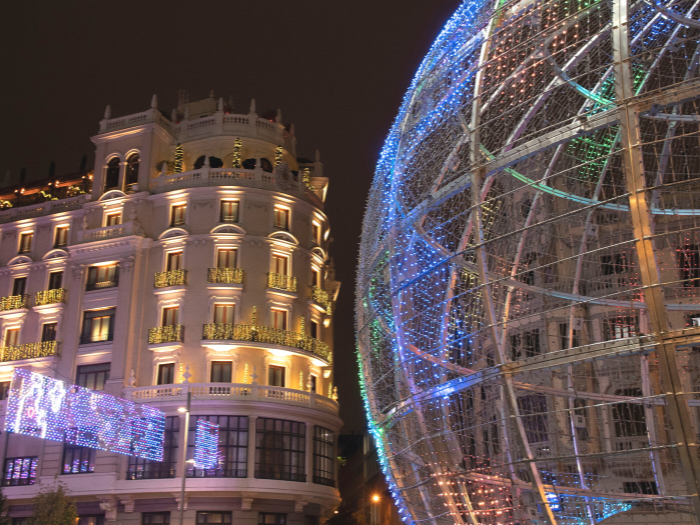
xmin=0 ymin=0 xmax=459 ymax=433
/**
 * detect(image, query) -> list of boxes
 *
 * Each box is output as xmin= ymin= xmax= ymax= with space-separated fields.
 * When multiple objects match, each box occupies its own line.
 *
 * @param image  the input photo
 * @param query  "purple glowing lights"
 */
xmin=5 ymin=369 xmax=165 ymax=461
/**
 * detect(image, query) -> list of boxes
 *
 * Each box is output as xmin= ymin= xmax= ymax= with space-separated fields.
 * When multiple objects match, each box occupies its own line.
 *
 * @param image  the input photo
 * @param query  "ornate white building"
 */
xmin=0 ymin=92 xmax=341 ymax=525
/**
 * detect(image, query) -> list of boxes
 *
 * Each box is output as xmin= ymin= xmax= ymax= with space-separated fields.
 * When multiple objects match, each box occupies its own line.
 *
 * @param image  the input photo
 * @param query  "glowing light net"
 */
xmin=6 ymin=369 xmax=165 ymax=461
xmin=357 ymin=0 xmax=700 ymax=523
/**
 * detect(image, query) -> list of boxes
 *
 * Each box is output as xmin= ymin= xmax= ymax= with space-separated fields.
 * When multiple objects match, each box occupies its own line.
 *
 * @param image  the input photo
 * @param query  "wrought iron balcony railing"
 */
xmin=202 ymin=323 xmax=331 ymax=363
xmin=267 ymin=273 xmax=297 ymax=292
xmin=207 ymin=267 xmax=244 ymax=284
xmin=310 ymin=286 xmax=332 ymax=314
xmin=0 ymin=341 xmax=59 ymax=362
xmin=149 ymin=325 xmax=184 ymax=344
xmin=155 ymin=269 xmax=187 ymax=288
xmin=35 ymin=288 xmax=66 ymax=306
xmin=0 ymin=295 xmax=29 ymax=311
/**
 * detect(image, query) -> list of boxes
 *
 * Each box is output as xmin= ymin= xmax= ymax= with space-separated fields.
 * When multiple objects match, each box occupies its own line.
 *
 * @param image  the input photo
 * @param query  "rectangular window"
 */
xmin=18 ymin=232 xmax=32 ymax=254
xmin=613 ymin=388 xmax=647 ymax=437
xmin=187 ymin=415 xmax=248 ymax=478
xmin=62 ymin=444 xmax=96 ymax=474
xmin=41 ymin=323 xmax=57 ymax=342
xmin=216 ymin=249 xmax=237 ymax=269
xmin=48 ymin=271 xmax=63 ymax=290
xmin=220 ymin=201 xmax=239 ymax=223
xmin=605 ymin=316 xmax=638 ymax=340
xmin=310 ymin=375 xmax=317 ymax=393
xmin=311 ymin=268 xmax=321 ymax=288
xmin=77 ymin=516 xmax=104 ymax=525
xmin=12 ymin=277 xmax=26 ymax=296
xmin=196 ymin=513 xmax=231 ymax=524
xmin=157 ymin=363 xmax=175 ymax=385
xmin=86 ymin=264 xmax=119 ymax=291
xmin=77 ymin=363 xmax=111 ymax=391
xmin=143 ymin=513 xmax=170 ymax=525
xmin=167 ymin=252 xmax=183 ymax=271
xmin=623 ymin=481 xmax=658 ymax=495
xmin=162 ymin=307 xmax=180 ymax=326
xmin=312 ymin=426 xmax=335 ymax=486
xmin=0 ymin=381 xmax=10 ymax=401
xmin=517 ymin=395 xmax=549 ymax=444
xmin=523 ymin=329 xmax=540 ymax=358
xmin=271 ymin=254 xmax=288 ymax=275
xmin=2 ymin=457 xmax=38 ymax=486
xmin=171 ymin=204 xmax=186 ymax=226
xmin=601 ymin=253 xmax=628 ymax=276
xmin=680 ymin=245 xmax=700 ymax=287
xmin=211 ymin=362 xmax=232 ymax=383
xmin=311 ymin=222 xmax=320 ymax=245
xmin=213 ymin=304 xmax=235 ymax=325
xmin=273 ymin=207 xmax=290 ymax=230
xmin=54 ymin=226 xmax=69 ymax=247
xmin=255 ymin=418 xmax=306 ymax=482
xmin=127 ymin=416 xmax=179 ymax=479
xmin=268 ymin=365 xmax=285 ymax=387
xmin=105 ymin=213 xmax=121 ymax=227
xmin=270 ymin=309 xmax=287 ymax=330
xmin=310 ymin=320 xmax=319 ymax=339
xmin=80 ymin=308 xmax=115 ymax=344
xmin=5 ymin=328 xmax=19 ymax=347
xmin=259 ymin=514 xmax=286 ymax=525
xmin=558 ymin=323 xmax=580 ymax=350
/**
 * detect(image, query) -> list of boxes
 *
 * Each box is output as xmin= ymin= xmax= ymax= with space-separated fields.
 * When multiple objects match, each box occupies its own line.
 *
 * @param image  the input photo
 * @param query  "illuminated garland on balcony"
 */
xmin=232 ymin=138 xmax=242 ymax=168
xmin=174 ymin=144 xmax=184 ymax=173
xmin=275 ymin=146 xmax=284 ymax=167
xmin=35 ymin=288 xmax=66 ymax=306
xmin=202 ymin=323 xmax=331 ymax=363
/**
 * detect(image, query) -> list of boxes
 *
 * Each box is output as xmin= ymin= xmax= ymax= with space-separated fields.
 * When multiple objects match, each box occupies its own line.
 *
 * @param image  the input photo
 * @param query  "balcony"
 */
xmin=149 ymin=325 xmax=184 ymax=344
xmin=202 ymin=323 xmax=331 ymax=363
xmin=77 ymin=221 xmax=134 ymax=243
xmin=127 ymin=382 xmax=339 ymax=415
xmin=35 ymin=288 xmax=66 ymax=306
xmin=310 ymin=286 xmax=332 ymax=314
xmin=267 ymin=273 xmax=297 ymax=293
xmin=207 ymin=267 xmax=244 ymax=284
xmin=0 ymin=341 xmax=59 ymax=362
xmin=0 ymin=295 xmax=29 ymax=311
xmin=155 ymin=270 xmax=187 ymax=288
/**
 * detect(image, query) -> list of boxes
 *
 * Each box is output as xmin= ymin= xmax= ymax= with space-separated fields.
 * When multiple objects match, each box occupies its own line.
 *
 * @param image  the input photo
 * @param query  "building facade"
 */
xmin=0 ymin=92 xmax=341 ymax=525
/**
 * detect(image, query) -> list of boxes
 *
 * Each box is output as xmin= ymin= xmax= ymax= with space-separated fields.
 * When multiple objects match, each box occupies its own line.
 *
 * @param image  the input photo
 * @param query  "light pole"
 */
xmin=178 ymin=392 xmax=191 ymax=525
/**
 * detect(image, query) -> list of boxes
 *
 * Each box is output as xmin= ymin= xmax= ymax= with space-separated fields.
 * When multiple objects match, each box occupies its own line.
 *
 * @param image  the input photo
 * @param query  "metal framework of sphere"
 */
xmin=356 ymin=0 xmax=700 ymax=523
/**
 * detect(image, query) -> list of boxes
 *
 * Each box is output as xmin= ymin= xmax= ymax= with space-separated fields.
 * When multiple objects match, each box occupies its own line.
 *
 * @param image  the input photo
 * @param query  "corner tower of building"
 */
xmin=0 ymin=92 xmax=340 ymax=524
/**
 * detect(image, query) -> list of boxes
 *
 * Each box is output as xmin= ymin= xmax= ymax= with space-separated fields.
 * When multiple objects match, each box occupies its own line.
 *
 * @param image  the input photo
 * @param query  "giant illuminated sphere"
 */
xmin=357 ymin=1 xmax=700 ymax=523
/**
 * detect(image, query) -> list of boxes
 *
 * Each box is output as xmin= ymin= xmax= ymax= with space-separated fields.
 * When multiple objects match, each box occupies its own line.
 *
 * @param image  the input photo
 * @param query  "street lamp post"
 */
xmin=178 ymin=392 xmax=191 ymax=525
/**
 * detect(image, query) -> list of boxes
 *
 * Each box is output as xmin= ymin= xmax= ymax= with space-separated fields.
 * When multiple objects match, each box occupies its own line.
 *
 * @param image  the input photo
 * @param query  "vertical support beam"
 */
xmin=247 ymin=415 xmax=257 ymax=479
xmin=611 ymin=0 xmax=700 ymax=518
xmin=468 ymin=10 xmax=557 ymax=524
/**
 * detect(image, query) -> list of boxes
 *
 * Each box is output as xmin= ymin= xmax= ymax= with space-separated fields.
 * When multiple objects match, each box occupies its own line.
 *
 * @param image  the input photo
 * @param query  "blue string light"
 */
xmin=5 ymin=369 xmax=165 ymax=461
xmin=194 ymin=419 xmax=220 ymax=470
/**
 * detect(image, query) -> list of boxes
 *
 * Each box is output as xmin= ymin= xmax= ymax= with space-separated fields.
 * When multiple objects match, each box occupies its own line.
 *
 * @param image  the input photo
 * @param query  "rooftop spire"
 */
xmin=249 ymin=98 xmax=256 ymax=114
xmin=217 ymin=97 xmax=224 ymax=112
xmin=209 ymin=90 xmax=215 ymax=98
xmin=276 ymin=108 xmax=282 ymax=123
xmin=315 ymin=149 xmax=321 ymax=163
xmin=170 ymin=108 xmax=178 ymax=122
xmin=150 ymin=94 xmax=158 ymax=109
xmin=104 ymin=105 xmax=111 ymax=120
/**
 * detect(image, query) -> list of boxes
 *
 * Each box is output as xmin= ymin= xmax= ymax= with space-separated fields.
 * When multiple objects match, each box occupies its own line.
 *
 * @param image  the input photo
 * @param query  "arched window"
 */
xmin=260 ymin=158 xmax=273 ymax=173
xmin=125 ymin=154 xmax=140 ymax=187
xmin=105 ymin=158 xmax=120 ymax=190
xmin=242 ymin=158 xmax=257 ymax=170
